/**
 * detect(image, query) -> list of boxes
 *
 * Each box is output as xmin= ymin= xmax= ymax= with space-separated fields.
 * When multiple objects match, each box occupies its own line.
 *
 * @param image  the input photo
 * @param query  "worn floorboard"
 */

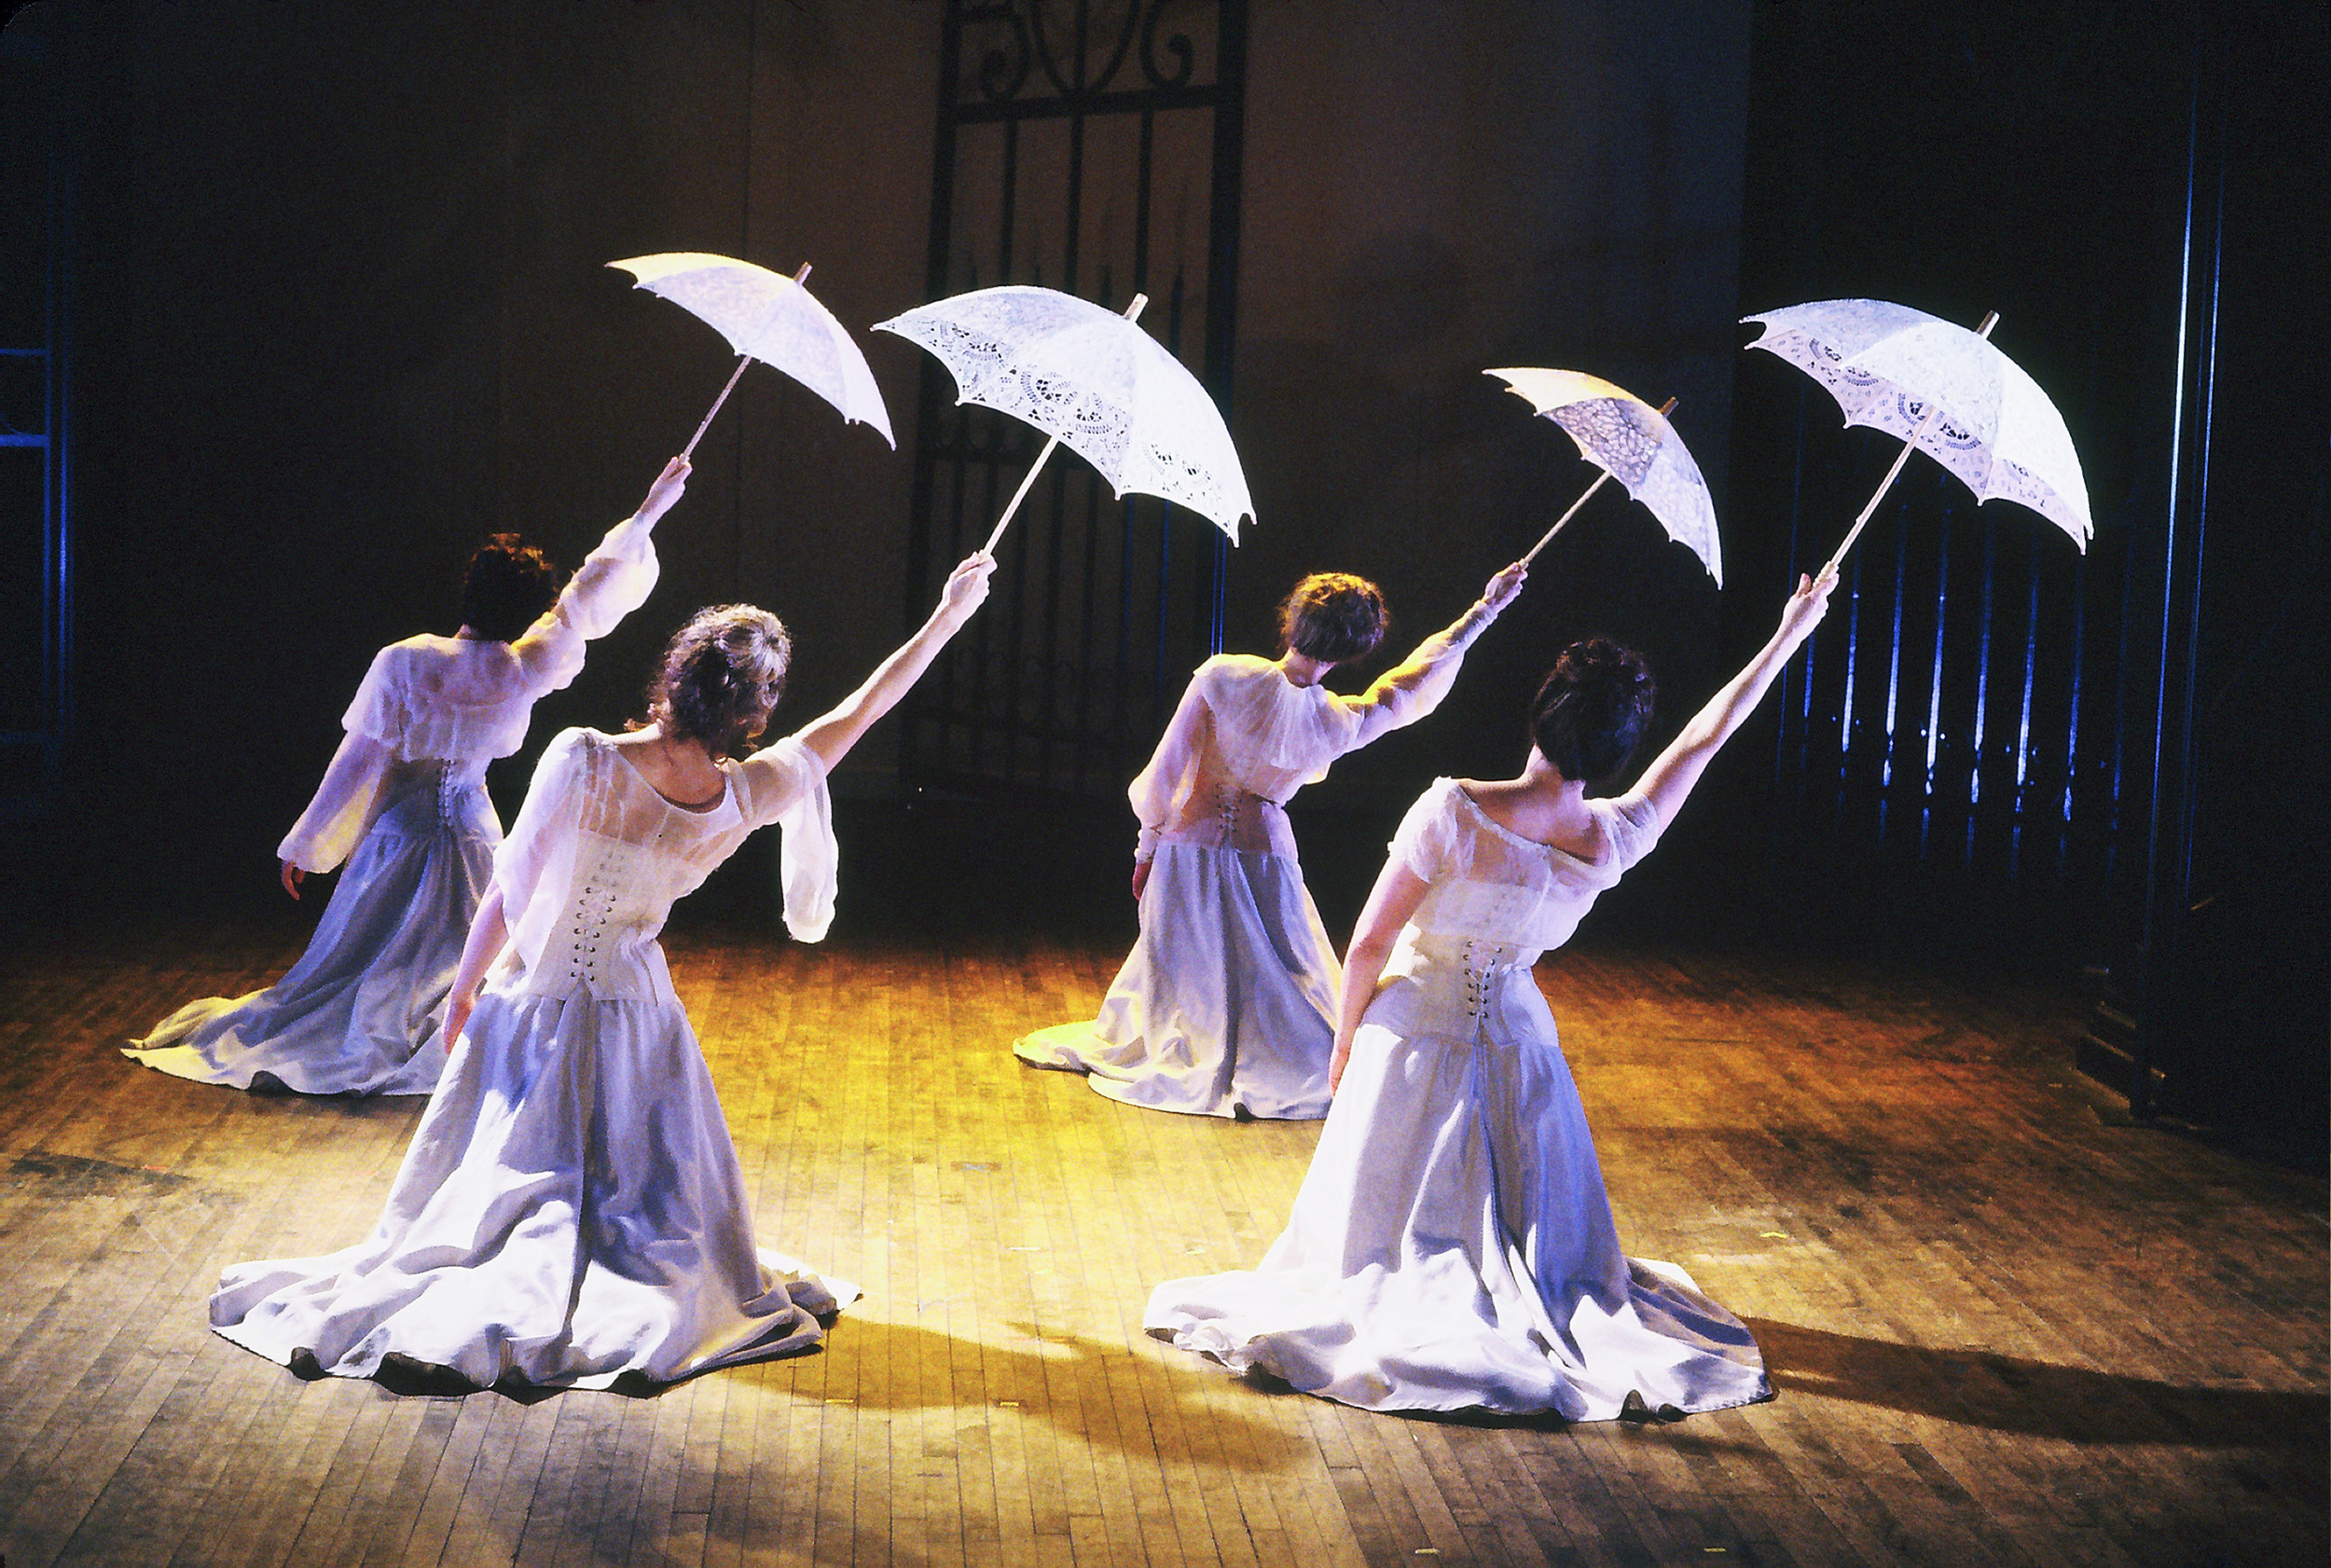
xmin=0 ymin=917 xmax=2321 ymax=1567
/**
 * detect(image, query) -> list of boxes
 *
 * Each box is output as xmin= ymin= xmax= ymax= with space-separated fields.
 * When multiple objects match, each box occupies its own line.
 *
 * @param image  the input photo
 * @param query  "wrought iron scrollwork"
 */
xmin=953 ymin=0 xmax=1221 ymax=105
xmin=1139 ymin=0 xmax=1199 ymax=89
xmin=962 ymin=1 xmax=1034 ymax=103
xmin=915 ymin=0 xmax=1246 ymax=796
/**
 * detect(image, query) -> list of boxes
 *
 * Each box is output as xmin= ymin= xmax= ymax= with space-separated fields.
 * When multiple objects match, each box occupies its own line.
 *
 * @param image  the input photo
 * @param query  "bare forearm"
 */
xmin=1636 ymin=574 xmax=1832 ymax=821
xmin=1335 ymin=934 xmax=1398 ymax=1052
xmin=448 ymin=883 xmax=508 ymax=1016
xmin=1678 ymin=618 xmax=1801 ymax=754
xmin=796 ymin=598 xmax=971 ymax=770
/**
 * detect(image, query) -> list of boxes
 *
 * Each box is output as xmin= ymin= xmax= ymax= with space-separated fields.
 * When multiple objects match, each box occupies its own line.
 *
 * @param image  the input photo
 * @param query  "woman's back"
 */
xmin=490 ymin=727 xmax=835 ymax=1005
xmin=1396 ymin=778 xmax=1662 ymax=958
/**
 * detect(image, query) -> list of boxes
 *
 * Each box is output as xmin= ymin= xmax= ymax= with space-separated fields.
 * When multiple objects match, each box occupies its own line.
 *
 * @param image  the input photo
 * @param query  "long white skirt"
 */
xmin=1014 ymin=841 xmax=1339 ymax=1120
xmin=125 ymin=773 xmax=490 ymax=1096
xmin=1145 ymin=983 xmax=1769 ymax=1418
xmin=211 ymin=987 xmax=854 ymax=1391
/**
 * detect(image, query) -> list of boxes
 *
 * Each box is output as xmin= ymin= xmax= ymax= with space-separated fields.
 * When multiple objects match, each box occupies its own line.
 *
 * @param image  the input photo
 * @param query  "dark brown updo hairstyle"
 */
xmin=462 ymin=533 xmax=560 ymax=642
xmin=1275 ymin=572 xmax=1390 ymax=664
xmin=645 ymin=605 xmax=793 ymax=761
xmin=1529 ymin=637 xmax=1656 ymax=782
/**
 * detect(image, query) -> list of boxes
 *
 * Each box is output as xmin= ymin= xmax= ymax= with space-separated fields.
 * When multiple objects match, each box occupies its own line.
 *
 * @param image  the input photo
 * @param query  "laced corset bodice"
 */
xmin=1366 ymin=780 xmax=1662 ymax=1040
xmin=490 ymin=729 xmax=837 ymax=1005
xmin=1130 ymin=632 xmax=1483 ymax=861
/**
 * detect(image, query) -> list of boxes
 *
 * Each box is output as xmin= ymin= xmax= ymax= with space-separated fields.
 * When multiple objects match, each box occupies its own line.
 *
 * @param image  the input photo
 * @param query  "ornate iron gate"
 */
xmin=901 ymin=0 xmax=1248 ymax=797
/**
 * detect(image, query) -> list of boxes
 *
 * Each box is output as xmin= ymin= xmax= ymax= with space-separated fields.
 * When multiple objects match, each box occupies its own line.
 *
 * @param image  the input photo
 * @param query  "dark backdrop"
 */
xmin=3 ymin=0 xmax=2320 ymax=1154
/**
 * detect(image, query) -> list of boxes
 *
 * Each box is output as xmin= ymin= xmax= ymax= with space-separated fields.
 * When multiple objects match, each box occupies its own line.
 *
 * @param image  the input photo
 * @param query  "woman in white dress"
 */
xmin=208 ymin=552 xmax=995 ymax=1391
xmin=126 ymin=458 xmax=691 ymax=1096
xmin=1147 ymin=572 xmax=1835 ymax=1418
xmin=1014 ymin=562 xmax=1528 ymax=1120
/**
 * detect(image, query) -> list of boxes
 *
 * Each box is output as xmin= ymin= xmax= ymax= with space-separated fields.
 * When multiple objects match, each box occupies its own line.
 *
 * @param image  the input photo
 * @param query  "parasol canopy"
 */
xmin=876 ymin=284 xmax=1252 ymax=548
xmin=1744 ymin=298 xmax=2090 ymax=576
xmin=611 ymin=252 xmax=895 ymax=452
xmin=1489 ymin=367 xmax=1722 ymax=585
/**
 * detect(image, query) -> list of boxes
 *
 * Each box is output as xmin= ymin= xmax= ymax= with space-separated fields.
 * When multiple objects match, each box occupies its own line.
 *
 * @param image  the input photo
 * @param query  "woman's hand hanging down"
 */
xmin=280 ymin=861 xmax=306 ymax=900
xmin=441 ymin=883 xmax=508 ymax=1055
xmin=1131 ymin=860 xmax=1152 ymax=901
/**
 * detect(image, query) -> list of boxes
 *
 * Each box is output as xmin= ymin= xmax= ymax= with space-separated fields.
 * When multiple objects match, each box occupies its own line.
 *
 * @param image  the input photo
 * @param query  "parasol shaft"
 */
xmin=1521 ymin=395 xmax=1678 ymax=566
xmin=980 ymin=292 xmax=1150 ymax=555
xmin=681 ymin=353 xmax=755 ymax=461
xmin=1817 ymin=312 xmax=1998 ymax=581
xmin=1522 ymin=471 xmax=1613 ymax=565
xmin=983 ymin=432 xmax=1066 ymax=554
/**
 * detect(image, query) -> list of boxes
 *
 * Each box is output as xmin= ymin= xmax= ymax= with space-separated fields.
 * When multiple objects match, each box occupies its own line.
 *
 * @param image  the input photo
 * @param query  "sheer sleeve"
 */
xmin=1387 ymin=778 xmax=1466 ymax=884
xmin=737 ymin=736 xmax=838 ymax=942
xmin=276 ymin=730 xmax=397 ymax=873
xmin=1335 ymin=597 xmax=1501 ymax=752
xmin=1597 ymin=792 xmax=1663 ymax=873
xmin=508 ymin=511 xmax=664 ymax=694
xmin=493 ymin=729 xmax=594 ymax=925
xmin=340 ymin=644 xmax=407 ymax=750
xmin=1126 ymin=667 xmax=1212 ymax=862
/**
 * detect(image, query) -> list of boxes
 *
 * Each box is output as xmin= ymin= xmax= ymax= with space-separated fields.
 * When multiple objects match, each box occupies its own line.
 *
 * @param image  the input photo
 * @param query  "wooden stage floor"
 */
xmin=1 ymin=916 xmax=2323 ymax=1567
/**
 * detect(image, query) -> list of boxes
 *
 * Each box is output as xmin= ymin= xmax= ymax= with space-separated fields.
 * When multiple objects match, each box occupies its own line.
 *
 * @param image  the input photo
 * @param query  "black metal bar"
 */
xmin=1201 ymin=0 xmax=1246 ymax=656
xmin=908 ymin=0 xmax=1246 ymax=797
xmin=903 ymin=6 xmax=969 ymax=777
xmin=949 ymin=82 xmax=1234 ymax=125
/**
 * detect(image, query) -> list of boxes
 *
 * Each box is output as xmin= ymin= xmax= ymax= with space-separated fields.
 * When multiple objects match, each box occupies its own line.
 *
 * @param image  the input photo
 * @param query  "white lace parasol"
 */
xmin=1744 ymin=299 xmax=2091 ymax=572
xmin=876 ymin=285 xmax=1253 ymax=544
xmin=1487 ymin=367 xmax=1722 ymax=585
xmin=611 ymin=253 xmax=894 ymax=451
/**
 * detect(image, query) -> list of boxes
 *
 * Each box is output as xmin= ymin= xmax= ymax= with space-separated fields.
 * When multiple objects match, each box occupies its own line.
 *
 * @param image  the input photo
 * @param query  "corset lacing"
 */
xmin=1210 ymin=781 xmax=1289 ymax=846
xmin=433 ymin=761 xmax=466 ymax=827
xmin=1402 ymin=933 xmax=1530 ymax=1037
xmin=559 ymin=843 xmax=628 ymax=992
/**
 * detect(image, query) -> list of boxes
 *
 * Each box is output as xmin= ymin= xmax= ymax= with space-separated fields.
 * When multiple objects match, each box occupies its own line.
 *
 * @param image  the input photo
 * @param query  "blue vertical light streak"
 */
xmin=1971 ymin=521 xmax=1995 ymax=812
xmin=2016 ymin=535 xmax=2038 ymax=793
xmin=1924 ymin=525 xmax=1949 ymax=792
xmin=1883 ymin=516 xmax=1907 ymax=791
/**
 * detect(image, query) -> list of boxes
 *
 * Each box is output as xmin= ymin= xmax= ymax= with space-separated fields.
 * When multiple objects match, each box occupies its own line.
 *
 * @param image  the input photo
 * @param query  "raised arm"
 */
xmin=1345 ymin=561 xmax=1529 ymax=749
xmin=793 ymin=553 xmax=996 ymax=772
xmin=511 ymin=457 xmax=691 ymax=686
xmin=1630 ymin=571 xmax=1834 ymax=828
xmin=1330 ymin=853 xmax=1433 ymax=1091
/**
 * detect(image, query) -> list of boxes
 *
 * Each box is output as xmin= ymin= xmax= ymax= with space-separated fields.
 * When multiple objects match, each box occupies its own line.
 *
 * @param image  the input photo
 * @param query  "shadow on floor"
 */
xmin=1748 ymin=1317 xmax=2330 ymax=1463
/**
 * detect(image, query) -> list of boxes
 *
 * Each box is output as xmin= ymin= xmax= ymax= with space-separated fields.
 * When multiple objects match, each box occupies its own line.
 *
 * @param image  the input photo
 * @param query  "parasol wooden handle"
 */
xmin=1520 ymin=395 xmax=1678 ymax=566
xmin=1816 ymin=312 xmax=1998 ymax=583
xmin=981 ymin=292 xmax=1150 ymax=555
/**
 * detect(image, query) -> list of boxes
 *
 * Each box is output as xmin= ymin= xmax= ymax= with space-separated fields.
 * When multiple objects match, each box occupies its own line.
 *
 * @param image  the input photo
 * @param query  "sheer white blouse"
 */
xmin=1391 ymin=778 xmax=1663 ymax=957
xmin=1129 ymin=609 xmax=1494 ymax=862
xmin=486 ymin=728 xmax=838 ymax=1009
xmin=276 ymin=513 xmax=662 ymax=873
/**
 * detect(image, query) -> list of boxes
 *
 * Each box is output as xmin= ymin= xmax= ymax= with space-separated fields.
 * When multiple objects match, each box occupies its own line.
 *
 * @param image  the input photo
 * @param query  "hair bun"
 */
xmin=646 ymin=605 xmax=794 ymax=760
xmin=1529 ymin=636 xmax=1656 ymax=781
